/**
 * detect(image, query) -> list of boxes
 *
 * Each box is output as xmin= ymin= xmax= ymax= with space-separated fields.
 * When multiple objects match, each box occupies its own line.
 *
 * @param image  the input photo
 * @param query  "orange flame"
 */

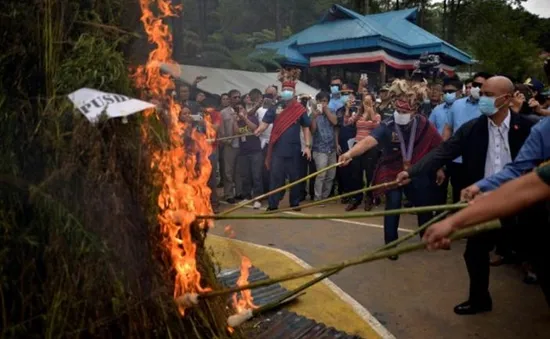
xmin=135 ymin=0 xmax=216 ymax=316
xmin=231 ymin=254 xmax=258 ymax=314
xmin=223 ymin=226 xmax=257 ymax=323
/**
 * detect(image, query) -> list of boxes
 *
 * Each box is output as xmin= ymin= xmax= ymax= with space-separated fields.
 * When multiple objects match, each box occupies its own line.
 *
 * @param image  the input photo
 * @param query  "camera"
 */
xmin=413 ymin=53 xmax=442 ymax=81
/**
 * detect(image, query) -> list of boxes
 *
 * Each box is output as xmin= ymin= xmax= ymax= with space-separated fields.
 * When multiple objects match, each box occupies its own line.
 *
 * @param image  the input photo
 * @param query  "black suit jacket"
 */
xmin=409 ymin=113 xmax=534 ymax=187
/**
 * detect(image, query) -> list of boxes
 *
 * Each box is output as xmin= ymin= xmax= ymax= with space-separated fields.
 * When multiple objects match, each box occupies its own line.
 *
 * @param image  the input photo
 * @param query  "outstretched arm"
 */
xmin=423 ymin=169 xmax=550 ymax=250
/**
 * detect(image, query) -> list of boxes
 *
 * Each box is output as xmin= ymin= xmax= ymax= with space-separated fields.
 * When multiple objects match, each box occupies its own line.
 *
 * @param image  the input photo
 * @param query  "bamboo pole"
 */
xmin=178 ymin=220 xmax=500 ymax=306
xmin=219 ymin=161 xmax=344 ymax=215
xmin=196 ymin=203 xmax=467 ymax=220
xmin=227 ymin=207 xmax=458 ymax=326
xmin=265 ymin=180 xmax=398 ymax=214
xmin=207 ymin=133 xmax=253 ymax=143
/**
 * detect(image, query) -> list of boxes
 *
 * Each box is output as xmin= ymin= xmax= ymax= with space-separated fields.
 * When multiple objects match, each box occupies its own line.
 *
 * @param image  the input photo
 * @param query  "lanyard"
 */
xmin=394 ymin=118 xmax=418 ymax=169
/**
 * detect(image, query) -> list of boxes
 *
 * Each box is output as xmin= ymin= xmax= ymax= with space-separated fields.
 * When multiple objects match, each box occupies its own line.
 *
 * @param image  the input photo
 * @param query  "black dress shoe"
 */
xmin=388 ymin=255 xmax=399 ymax=261
xmin=226 ymin=198 xmax=236 ymax=204
xmin=345 ymin=202 xmax=360 ymax=211
xmin=453 ymin=300 xmax=492 ymax=315
xmin=290 ymin=206 xmax=301 ymax=212
xmin=266 ymin=207 xmax=278 ymax=212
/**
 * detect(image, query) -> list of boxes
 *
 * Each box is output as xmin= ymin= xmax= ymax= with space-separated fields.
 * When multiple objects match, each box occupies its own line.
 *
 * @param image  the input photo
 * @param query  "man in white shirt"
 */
xmin=257 ymin=86 xmax=277 ymax=194
xmin=220 ymin=89 xmax=243 ymax=203
xmin=396 ymin=76 xmax=536 ymax=315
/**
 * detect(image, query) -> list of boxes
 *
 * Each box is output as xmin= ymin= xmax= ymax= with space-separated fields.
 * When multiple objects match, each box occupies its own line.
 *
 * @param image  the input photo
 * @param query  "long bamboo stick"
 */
xmin=227 ymin=207 xmax=457 ymax=326
xmin=196 ymin=203 xmax=467 ymax=220
xmin=219 ymin=161 xmax=344 ymax=215
xmin=207 ymin=133 xmax=253 ymax=143
xmin=178 ymin=220 xmax=500 ymax=307
xmin=266 ymin=180 xmax=398 ymax=214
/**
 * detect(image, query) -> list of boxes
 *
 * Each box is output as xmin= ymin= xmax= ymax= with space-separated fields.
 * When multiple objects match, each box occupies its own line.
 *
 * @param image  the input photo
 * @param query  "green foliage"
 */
xmin=0 ymin=0 xmax=239 ymax=337
xmin=455 ymin=0 xmax=547 ymax=80
xmin=176 ymin=0 xmax=549 ymax=80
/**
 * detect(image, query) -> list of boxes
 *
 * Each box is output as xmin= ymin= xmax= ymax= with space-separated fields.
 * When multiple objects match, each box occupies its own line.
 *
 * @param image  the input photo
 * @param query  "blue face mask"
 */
xmin=280 ymin=90 xmax=294 ymax=101
xmin=340 ymin=95 xmax=349 ymax=103
xmin=330 ymin=86 xmax=340 ymax=94
xmin=479 ymin=95 xmax=505 ymax=116
xmin=443 ymin=92 xmax=456 ymax=104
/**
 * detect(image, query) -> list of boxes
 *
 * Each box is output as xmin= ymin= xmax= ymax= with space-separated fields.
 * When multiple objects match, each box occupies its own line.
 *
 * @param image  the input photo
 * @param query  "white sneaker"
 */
xmin=253 ymin=201 xmax=262 ymax=209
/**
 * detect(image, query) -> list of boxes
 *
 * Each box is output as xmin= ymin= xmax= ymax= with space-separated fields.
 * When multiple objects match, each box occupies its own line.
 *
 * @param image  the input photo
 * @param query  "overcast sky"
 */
xmin=523 ymin=0 xmax=550 ymax=18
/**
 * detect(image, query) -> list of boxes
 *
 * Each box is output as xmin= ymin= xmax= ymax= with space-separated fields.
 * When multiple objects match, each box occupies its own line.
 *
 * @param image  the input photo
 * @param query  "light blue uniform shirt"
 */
xmin=477 ymin=117 xmax=550 ymax=191
xmin=446 ymin=97 xmax=481 ymax=163
xmin=429 ymin=102 xmax=451 ymax=135
xmin=329 ymin=96 xmax=344 ymax=113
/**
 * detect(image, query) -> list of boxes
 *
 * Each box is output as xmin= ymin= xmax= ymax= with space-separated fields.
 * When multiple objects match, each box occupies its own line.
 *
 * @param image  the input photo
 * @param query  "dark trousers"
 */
xmin=261 ymin=146 xmax=270 ymax=195
xmin=299 ymin=156 xmax=316 ymax=200
xmin=208 ymin=150 xmax=219 ymax=208
xmin=384 ymin=175 xmax=438 ymax=244
xmin=448 ymin=162 xmax=468 ymax=203
xmin=337 ymin=158 xmax=356 ymax=196
xmin=464 ymin=230 xmax=499 ymax=303
xmin=436 ymin=174 xmax=450 ymax=205
xmin=465 ymin=204 xmax=550 ymax=306
xmin=350 ymin=147 xmax=379 ymax=203
xmin=268 ymin=154 xmax=301 ymax=208
xmin=218 ymin=144 xmax=225 ymax=185
xmin=238 ymin=152 xmax=263 ymax=199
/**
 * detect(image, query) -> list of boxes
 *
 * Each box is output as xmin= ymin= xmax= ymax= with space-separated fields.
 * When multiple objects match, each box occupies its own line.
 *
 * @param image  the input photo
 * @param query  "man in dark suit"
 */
xmin=396 ymin=76 xmax=536 ymax=315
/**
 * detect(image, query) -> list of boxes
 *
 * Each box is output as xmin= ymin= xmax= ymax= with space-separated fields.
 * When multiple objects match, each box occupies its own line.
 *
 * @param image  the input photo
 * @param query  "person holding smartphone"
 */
xmin=310 ymin=91 xmax=338 ymax=203
xmin=344 ymin=93 xmax=381 ymax=211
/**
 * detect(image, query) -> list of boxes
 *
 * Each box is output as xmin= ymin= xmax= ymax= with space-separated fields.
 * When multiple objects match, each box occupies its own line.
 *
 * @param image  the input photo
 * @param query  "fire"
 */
xmin=134 ymin=0 xmax=216 ymax=315
xmin=224 ymin=225 xmax=236 ymax=239
xmin=223 ymin=226 xmax=257 ymax=320
xmin=231 ymin=254 xmax=258 ymax=314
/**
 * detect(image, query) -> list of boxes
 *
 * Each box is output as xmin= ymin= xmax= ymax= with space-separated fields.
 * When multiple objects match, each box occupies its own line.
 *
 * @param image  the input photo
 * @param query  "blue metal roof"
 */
xmin=256 ymin=41 xmax=310 ymax=67
xmin=256 ymin=5 xmax=472 ymax=66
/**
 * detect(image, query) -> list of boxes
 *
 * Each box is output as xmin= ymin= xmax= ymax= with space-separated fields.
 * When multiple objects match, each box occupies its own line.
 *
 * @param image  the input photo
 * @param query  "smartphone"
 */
xmin=316 ymin=103 xmax=323 ymax=112
xmin=361 ymin=73 xmax=368 ymax=80
xmin=375 ymin=98 xmax=382 ymax=103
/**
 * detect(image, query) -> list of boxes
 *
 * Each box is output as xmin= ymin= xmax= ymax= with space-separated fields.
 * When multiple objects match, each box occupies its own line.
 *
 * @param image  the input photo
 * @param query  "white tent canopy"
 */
xmin=161 ymin=64 xmax=319 ymax=97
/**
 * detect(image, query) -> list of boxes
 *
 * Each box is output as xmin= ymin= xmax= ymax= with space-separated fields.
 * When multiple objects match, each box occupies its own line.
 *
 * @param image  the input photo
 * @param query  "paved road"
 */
xmin=211 ymin=197 xmax=550 ymax=339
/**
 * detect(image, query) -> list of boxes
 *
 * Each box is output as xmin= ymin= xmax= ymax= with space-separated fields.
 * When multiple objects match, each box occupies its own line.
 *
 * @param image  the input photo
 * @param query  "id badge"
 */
xmin=391 ymin=132 xmax=399 ymax=143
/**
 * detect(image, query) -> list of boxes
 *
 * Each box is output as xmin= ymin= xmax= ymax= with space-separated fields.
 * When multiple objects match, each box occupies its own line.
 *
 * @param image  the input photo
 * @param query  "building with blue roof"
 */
xmin=255 ymin=5 xmax=472 ymax=83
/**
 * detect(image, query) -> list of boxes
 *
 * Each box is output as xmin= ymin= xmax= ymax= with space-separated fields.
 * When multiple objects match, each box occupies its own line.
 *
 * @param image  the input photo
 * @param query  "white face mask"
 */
xmin=470 ymin=87 xmax=481 ymax=100
xmin=394 ymin=111 xmax=412 ymax=125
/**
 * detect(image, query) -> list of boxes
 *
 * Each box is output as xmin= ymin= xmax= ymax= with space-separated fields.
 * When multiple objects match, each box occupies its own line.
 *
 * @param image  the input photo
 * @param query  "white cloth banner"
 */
xmin=68 ymin=88 xmax=155 ymax=123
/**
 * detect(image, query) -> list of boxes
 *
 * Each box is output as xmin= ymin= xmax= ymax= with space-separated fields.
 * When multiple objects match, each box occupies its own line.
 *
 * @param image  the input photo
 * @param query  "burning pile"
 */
xmin=134 ymin=0 xmax=256 ymax=320
xmin=133 ymin=0 xmax=216 ymax=316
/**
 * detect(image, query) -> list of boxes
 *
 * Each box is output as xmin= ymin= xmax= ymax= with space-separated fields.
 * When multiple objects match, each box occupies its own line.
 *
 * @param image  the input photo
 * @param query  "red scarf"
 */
xmin=265 ymin=100 xmax=305 ymax=169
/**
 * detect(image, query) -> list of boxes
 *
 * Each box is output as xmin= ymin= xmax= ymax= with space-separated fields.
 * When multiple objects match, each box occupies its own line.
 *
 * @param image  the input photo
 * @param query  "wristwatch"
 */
xmin=305 ymin=144 xmax=312 ymax=149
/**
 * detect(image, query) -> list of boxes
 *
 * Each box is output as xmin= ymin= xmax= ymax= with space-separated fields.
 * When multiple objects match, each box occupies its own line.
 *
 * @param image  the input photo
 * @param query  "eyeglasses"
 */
xmin=443 ymin=90 xmax=457 ymax=94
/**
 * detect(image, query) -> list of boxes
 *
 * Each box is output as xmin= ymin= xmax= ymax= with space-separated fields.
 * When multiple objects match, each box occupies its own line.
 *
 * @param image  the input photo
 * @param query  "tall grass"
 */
xmin=0 ymin=0 xmax=237 ymax=337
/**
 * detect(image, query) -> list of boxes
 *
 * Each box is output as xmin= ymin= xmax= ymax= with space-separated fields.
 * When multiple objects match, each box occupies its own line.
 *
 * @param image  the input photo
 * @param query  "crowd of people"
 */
xmin=176 ymin=68 xmax=550 ymax=316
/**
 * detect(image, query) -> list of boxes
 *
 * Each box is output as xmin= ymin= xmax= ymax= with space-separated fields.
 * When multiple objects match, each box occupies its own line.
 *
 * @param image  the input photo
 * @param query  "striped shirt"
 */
xmin=355 ymin=114 xmax=381 ymax=141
